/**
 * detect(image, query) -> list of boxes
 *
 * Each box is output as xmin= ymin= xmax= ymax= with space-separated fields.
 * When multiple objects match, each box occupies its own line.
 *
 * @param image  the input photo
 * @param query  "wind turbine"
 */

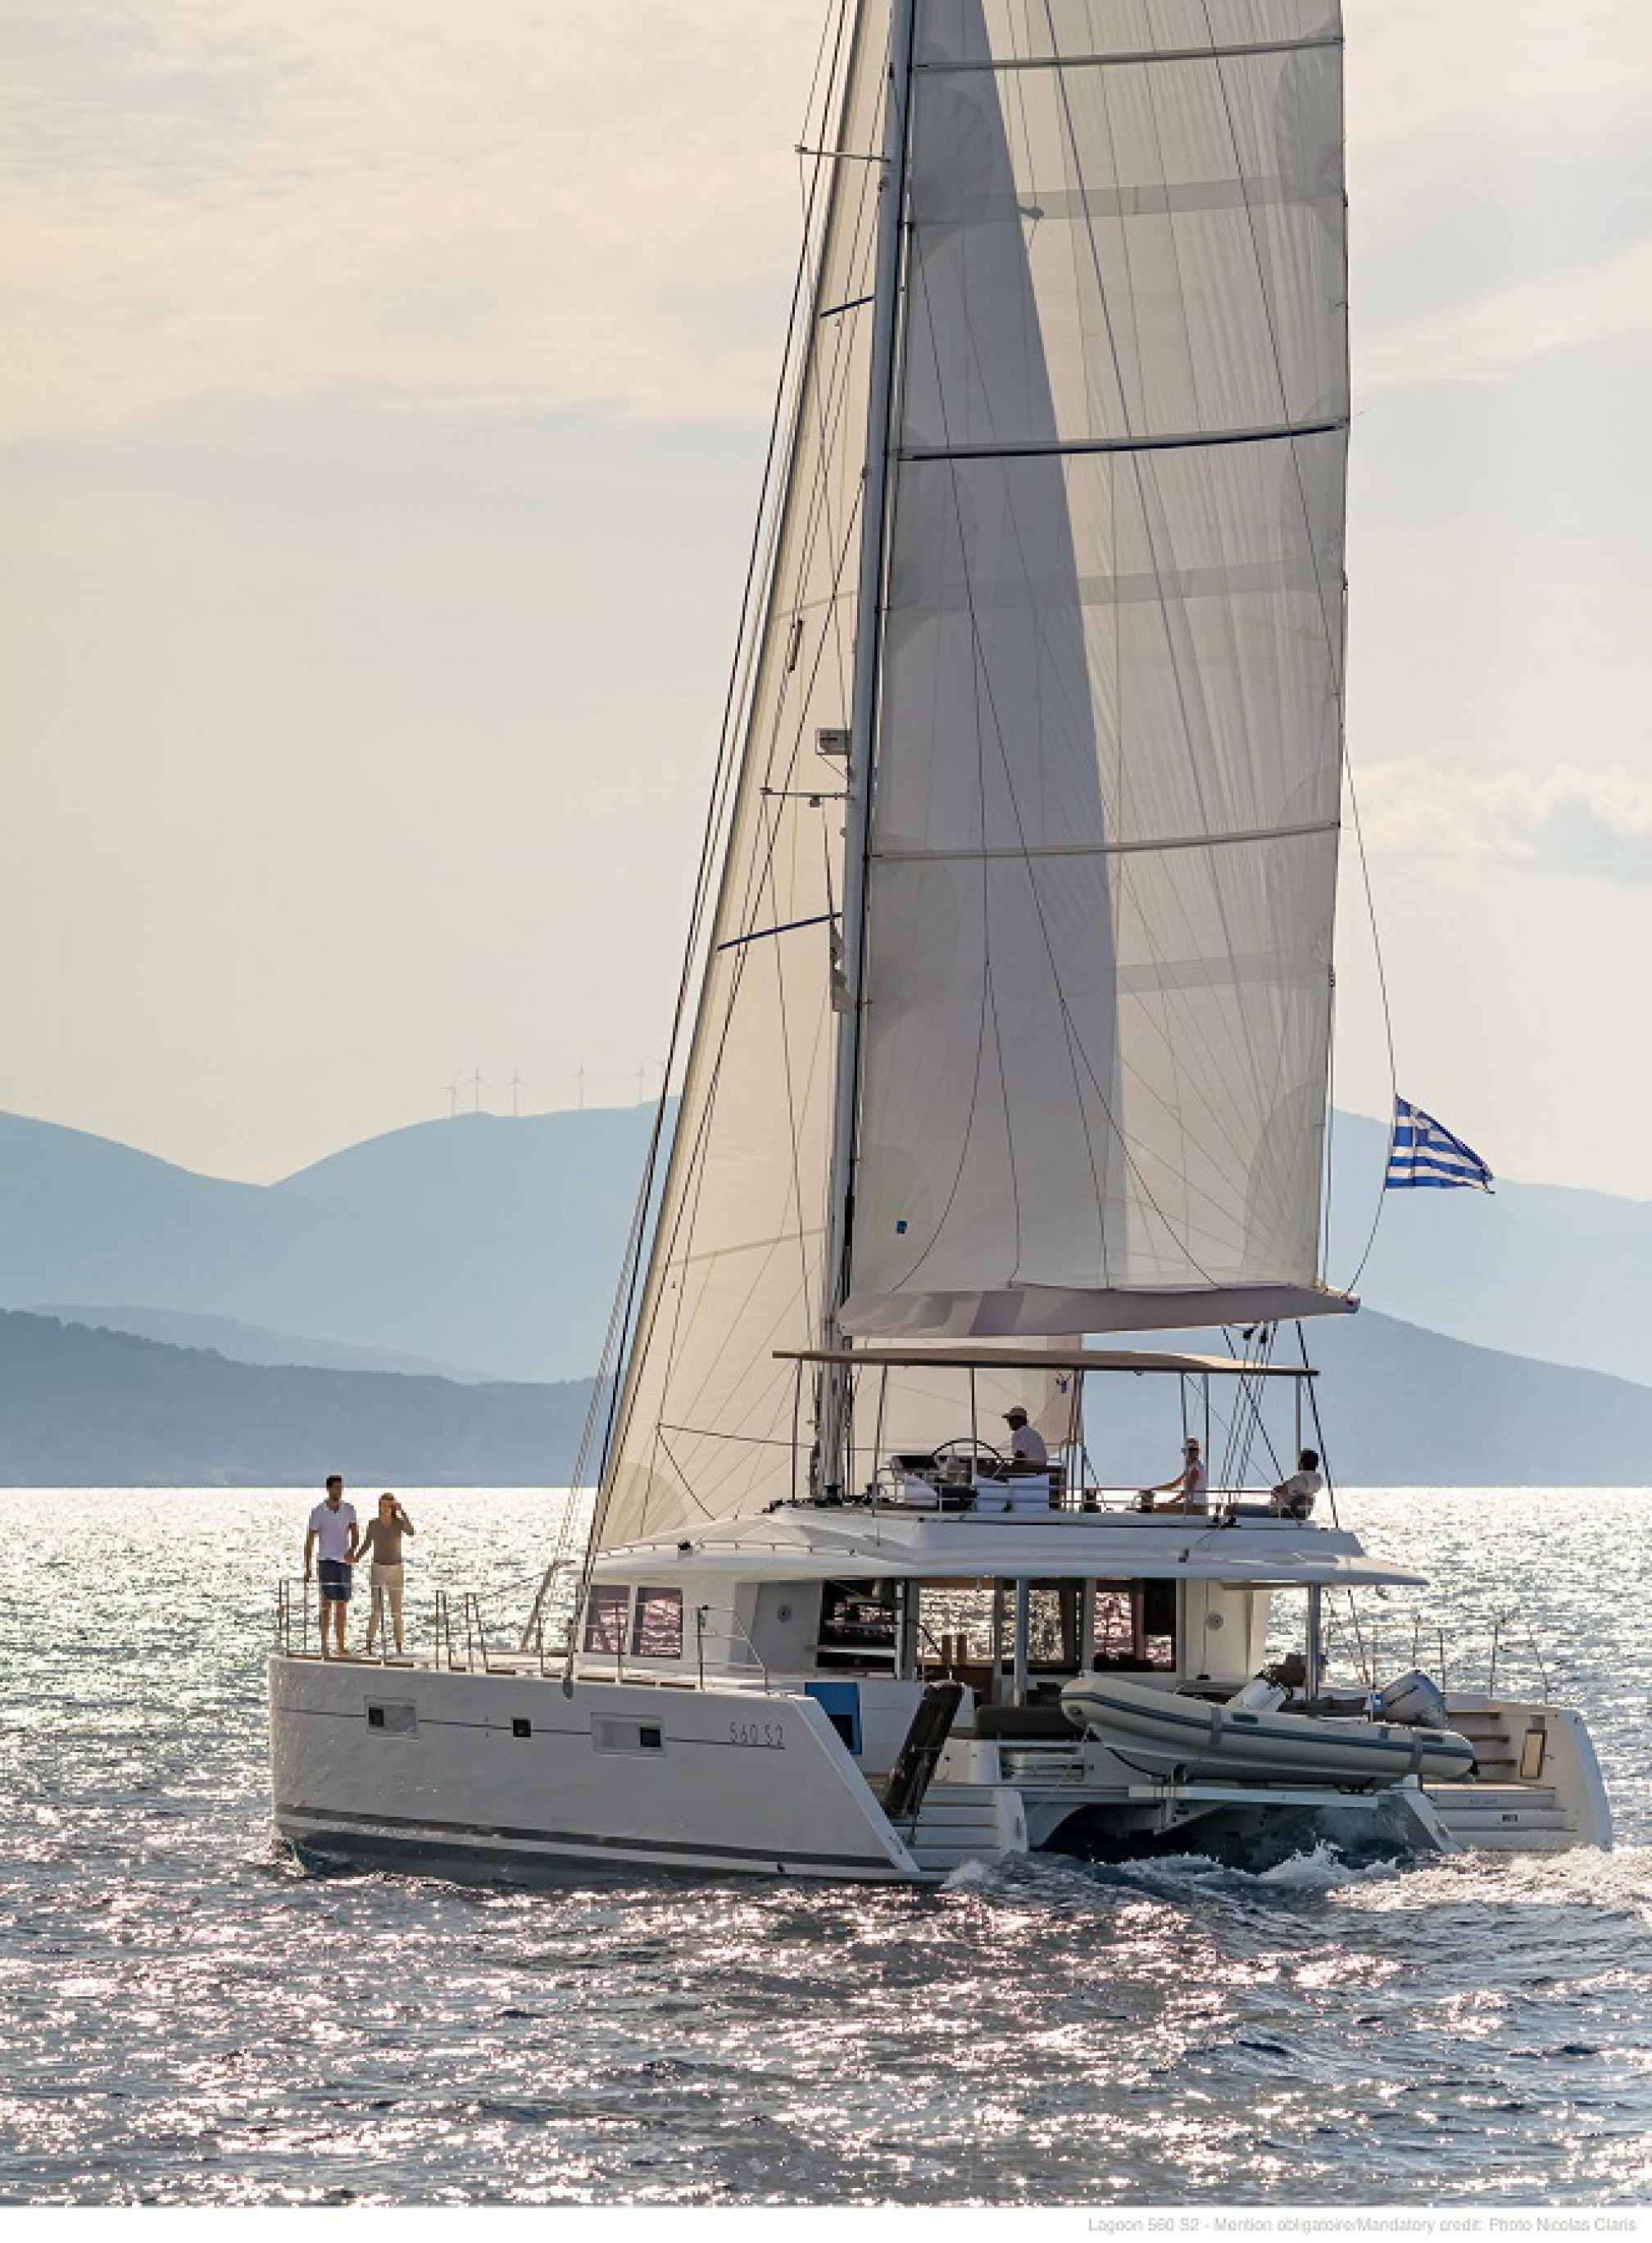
xmin=442 ymin=1077 xmax=461 ymax=1119
xmin=468 ymin=1065 xmax=488 ymax=1115
xmin=508 ymin=1067 xmax=526 ymax=1119
xmin=575 ymin=1061 xmax=588 ymax=1112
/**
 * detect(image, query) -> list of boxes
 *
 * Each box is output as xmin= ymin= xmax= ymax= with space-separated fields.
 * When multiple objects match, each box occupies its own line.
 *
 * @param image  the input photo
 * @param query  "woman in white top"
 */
xmin=1148 ymin=1437 xmax=1210 ymax=1514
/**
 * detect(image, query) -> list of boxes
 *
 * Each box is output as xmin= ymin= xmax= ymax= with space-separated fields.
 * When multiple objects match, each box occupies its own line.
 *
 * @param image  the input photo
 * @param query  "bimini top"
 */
xmin=776 ymin=1346 xmax=1316 ymax=1378
xmin=591 ymin=1506 xmax=1426 ymax=1591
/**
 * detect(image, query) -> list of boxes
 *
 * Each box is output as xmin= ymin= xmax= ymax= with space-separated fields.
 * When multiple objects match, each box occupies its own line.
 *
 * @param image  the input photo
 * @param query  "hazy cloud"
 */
xmin=1359 ymin=239 xmax=1652 ymax=389
xmin=1359 ymin=761 xmax=1652 ymax=884
xmin=1 ymin=0 xmax=831 ymax=438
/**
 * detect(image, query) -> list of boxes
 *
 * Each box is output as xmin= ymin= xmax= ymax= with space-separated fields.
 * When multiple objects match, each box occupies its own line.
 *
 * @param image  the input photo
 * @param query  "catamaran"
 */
xmin=268 ymin=0 xmax=1612 ymax=1878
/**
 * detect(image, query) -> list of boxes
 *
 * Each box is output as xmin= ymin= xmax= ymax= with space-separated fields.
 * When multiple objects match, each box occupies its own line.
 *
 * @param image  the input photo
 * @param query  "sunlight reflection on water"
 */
xmin=0 ymin=1486 xmax=1647 ymax=2204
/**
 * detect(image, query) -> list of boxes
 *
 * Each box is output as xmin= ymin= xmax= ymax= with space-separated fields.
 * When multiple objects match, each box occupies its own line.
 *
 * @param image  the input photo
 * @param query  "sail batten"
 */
xmin=901 ymin=417 xmax=1346 ymax=461
xmin=914 ymin=34 xmax=1342 ymax=74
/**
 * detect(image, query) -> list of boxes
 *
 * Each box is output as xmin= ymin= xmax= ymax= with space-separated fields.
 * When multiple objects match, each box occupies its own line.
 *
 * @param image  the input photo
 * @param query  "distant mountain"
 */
xmin=34 ymin=1304 xmax=483 ymax=1383
xmin=0 ymin=1105 xmax=659 ymax=1382
xmin=1325 ymin=1110 xmax=1652 ymax=1387
xmin=2 ymin=1098 xmax=1650 ymax=1462
xmin=0 ymin=1310 xmax=595 ymax=1487
xmin=0 ymin=1301 xmax=1648 ymax=1487
xmin=1101 ymin=1310 xmax=1652 ymax=1487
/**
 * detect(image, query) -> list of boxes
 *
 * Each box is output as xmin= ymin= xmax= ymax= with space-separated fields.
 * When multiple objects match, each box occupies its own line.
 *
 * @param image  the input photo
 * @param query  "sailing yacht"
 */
xmin=268 ymin=0 xmax=1613 ymax=1877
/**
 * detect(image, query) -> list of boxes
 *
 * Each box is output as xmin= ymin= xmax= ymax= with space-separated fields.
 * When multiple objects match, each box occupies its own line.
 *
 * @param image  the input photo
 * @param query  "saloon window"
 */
xmin=1092 ymin=1580 xmax=1177 ymax=1671
xmin=818 ymin=1579 xmax=896 ymax=1664
xmin=630 ymin=1587 xmax=684 ymax=1660
xmin=582 ymin=1585 xmax=629 ymax=1654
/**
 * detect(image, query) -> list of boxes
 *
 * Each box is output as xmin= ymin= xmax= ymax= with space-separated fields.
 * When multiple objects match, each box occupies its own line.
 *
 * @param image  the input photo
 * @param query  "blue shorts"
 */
xmin=317 ymin=1559 xmax=353 ymax=1604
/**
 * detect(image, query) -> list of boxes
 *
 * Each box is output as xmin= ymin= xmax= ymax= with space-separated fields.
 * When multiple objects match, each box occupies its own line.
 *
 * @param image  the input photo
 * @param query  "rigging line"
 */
xmin=908 ymin=255 xmax=1117 ymax=1288
xmin=642 ymin=502 xmax=867 ymax=1436
xmin=1323 ymin=957 xmax=1337 ymax=1277
xmin=611 ymin=26 xmax=887 ymax=1443
xmin=922 ymin=314 xmax=1241 ymax=1291
xmin=1340 ymin=755 xmax=1400 ymax=1293
xmin=1128 ymin=38 xmax=1234 ymax=1215
xmin=1197 ymin=1 xmax=1350 ymax=1179
xmin=863 ymin=244 xmax=1004 ymax=1296
xmin=1296 ymin=1319 xmax=1341 ymax=1532
xmin=587 ymin=2 xmax=858 ymax=1557
xmin=931 ymin=220 xmax=1264 ymax=1205
xmin=756 ymin=804 xmax=818 ymax=1330
xmin=1042 ymin=12 xmax=1275 ymax=1135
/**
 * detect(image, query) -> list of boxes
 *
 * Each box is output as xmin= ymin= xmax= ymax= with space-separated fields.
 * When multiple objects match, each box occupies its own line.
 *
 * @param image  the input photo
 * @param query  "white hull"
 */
xmin=270 ymin=1655 xmax=922 ymax=1881
xmin=269 ymin=1655 xmax=1610 ymax=1882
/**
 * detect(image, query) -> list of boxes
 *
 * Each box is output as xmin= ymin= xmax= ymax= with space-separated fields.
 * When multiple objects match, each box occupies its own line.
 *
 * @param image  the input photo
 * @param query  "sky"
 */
xmin=4 ymin=0 xmax=1651 ymax=1194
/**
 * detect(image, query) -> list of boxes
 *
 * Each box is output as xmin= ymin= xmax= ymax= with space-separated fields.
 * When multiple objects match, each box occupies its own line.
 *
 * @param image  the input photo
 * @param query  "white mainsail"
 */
xmin=598 ymin=0 xmax=1348 ymax=1548
xmin=846 ymin=0 xmax=1349 ymax=1339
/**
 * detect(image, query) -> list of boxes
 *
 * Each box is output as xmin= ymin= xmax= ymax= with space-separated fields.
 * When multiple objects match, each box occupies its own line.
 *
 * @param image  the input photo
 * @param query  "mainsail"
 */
xmin=597 ymin=0 xmax=1349 ymax=1547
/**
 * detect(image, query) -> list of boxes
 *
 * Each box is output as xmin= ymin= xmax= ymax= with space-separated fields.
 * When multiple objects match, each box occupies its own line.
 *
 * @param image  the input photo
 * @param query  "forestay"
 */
xmin=596 ymin=7 xmax=893 ymax=1551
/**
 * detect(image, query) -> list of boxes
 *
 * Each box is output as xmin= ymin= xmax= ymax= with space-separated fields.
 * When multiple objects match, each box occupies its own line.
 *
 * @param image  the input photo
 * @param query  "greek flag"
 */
xmin=1386 ymin=1097 xmax=1494 ymax=1192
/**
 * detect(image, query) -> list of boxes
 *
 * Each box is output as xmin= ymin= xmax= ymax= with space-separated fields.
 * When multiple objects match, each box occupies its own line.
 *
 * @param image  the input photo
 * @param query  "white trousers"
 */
xmin=369 ymin=1562 xmax=406 ymax=1641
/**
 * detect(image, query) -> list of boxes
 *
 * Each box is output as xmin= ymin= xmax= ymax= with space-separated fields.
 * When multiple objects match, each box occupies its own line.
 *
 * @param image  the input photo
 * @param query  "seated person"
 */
xmin=1146 ymin=1437 xmax=1209 ymax=1514
xmin=1269 ymin=1448 xmax=1323 ymax=1519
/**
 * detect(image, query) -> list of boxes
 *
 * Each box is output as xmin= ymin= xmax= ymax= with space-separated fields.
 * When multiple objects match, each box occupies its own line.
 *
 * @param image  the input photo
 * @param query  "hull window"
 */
xmin=631 ymin=1587 xmax=684 ymax=1660
xmin=365 ymin=1701 xmax=417 ymax=1737
xmin=593 ymin=1717 xmax=665 ymax=1755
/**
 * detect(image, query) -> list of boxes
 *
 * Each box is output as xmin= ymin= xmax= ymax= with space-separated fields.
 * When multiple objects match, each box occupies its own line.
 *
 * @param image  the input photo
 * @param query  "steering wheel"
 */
xmin=930 ymin=1435 xmax=1007 ymax=1472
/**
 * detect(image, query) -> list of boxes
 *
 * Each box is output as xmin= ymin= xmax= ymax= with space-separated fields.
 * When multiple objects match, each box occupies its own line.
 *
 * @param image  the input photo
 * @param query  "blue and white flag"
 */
xmin=1385 ymin=1097 xmax=1494 ymax=1192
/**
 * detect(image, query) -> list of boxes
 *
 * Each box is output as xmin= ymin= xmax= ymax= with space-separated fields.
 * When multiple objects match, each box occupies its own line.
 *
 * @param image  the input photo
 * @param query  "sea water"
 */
xmin=0 ymin=1487 xmax=1646 ymax=2205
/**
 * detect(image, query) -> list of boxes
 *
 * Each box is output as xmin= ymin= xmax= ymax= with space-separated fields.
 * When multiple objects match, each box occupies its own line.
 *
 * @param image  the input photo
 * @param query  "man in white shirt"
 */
xmin=1270 ymin=1449 xmax=1324 ymax=1520
xmin=304 ymin=1473 xmax=360 ymax=1659
xmin=1001 ymin=1407 xmax=1048 ymax=1471
xmin=1148 ymin=1437 xmax=1210 ymax=1514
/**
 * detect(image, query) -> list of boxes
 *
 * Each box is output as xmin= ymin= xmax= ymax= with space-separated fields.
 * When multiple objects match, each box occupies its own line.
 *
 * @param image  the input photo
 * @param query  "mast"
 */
xmin=817 ymin=0 xmax=916 ymax=1496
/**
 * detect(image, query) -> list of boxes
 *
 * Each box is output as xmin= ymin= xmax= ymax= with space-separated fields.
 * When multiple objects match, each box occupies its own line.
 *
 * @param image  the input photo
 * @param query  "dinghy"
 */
xmin=1060 ymin=1675 xmax=1477 ymax=1788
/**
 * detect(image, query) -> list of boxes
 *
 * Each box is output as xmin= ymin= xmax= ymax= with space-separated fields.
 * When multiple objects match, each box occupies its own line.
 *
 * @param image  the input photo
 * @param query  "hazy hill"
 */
xmin=0 ymin=1300 xmax=1649 ymax=1487
xmin=2 ymin=1098 xmax=1652 ymax=1480
xmin=0 ymin=1105 xmax=657 ymax=1382
xmin=0 ymin=1310 xmax=595 ymax=1487
xmin=34 ymin=1303 xmax=483 ymax=1382
xmin=1101 ymin=1311 xmax=1652 ymax=1487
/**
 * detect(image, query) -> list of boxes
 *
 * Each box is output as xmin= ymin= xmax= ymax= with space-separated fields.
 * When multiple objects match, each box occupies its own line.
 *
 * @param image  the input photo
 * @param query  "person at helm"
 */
xmin=1001 ymin=1406 xmax=1048 ymax=1473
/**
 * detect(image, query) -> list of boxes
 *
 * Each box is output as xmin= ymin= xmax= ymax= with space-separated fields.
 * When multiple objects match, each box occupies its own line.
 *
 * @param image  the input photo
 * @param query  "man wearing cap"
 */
xmin=1001 ymin=1406 xmax=1048 ymax=1473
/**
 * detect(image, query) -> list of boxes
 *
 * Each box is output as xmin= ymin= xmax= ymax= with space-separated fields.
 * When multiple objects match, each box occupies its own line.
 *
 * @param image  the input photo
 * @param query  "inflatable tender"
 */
xmin=1060 ymin=1674 xmax=1477 ymax=1787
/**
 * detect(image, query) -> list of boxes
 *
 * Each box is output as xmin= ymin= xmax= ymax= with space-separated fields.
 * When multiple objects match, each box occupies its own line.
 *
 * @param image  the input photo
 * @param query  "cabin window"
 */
xmin=582 ymin=1585 xmax=629 ymax=1654
xmin=1092 ymin=1582 xmax=1177 ymax=1671
xmin=631 ymin=1587 xmax=684 ymax=1660
xmin=817 ymin=1579 xmax=896 ymax=1664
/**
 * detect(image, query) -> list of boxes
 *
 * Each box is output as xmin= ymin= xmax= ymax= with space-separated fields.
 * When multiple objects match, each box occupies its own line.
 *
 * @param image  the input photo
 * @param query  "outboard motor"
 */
xmin=1377 ymin=1669 xmax=1450 ymax=1728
